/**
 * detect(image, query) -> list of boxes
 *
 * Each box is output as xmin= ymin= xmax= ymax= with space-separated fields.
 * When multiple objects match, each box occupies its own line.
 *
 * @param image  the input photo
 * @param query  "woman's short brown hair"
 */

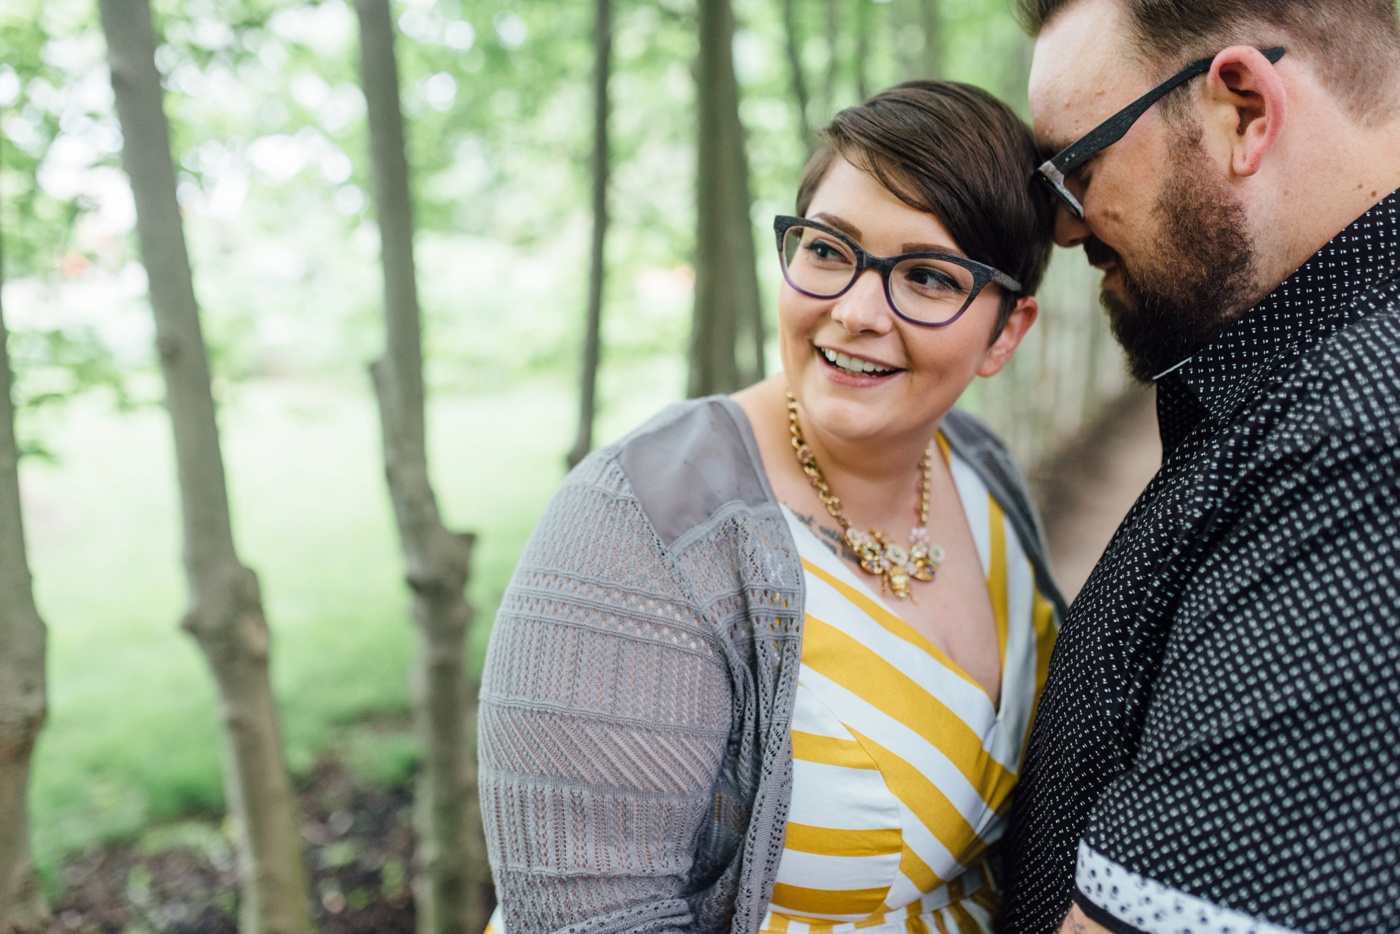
xmin=796 ymin=80 xmax=1054 ymax=331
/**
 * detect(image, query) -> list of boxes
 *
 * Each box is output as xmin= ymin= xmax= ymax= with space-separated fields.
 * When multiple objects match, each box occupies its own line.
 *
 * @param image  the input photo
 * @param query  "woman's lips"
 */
xmin=817 ymin=346 xmax=902 ymax=382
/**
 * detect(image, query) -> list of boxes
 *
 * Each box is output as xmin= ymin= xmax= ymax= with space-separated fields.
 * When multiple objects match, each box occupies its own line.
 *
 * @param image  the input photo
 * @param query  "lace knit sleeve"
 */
xmin=478 ymin=450 xmax=734 ymax=934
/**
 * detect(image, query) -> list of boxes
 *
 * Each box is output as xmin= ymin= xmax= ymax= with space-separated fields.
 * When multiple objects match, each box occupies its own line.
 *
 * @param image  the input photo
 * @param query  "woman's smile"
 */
xmin=816 ymin=345 xmax=903 ymax=379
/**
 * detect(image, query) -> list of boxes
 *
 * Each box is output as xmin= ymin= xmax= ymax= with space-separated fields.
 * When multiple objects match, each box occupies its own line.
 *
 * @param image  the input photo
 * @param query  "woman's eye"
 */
xmin=803 ymin=238 xmax=850 ymax=265
xmin=905 ymin=265 xmax=962 ymax=293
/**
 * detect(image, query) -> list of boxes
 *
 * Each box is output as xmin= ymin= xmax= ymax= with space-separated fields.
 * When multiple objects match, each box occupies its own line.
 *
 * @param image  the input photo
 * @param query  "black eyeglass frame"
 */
xmin=772 ymin=215 xmax=1021 ymax=329
xmin=1035 ymin=46 xmax=1286 ymax=218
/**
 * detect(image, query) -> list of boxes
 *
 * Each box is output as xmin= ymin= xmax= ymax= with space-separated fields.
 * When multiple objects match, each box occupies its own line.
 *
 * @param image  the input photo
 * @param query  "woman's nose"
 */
xmin=1053 ymin=201 xmax=1093 ymax=248
xmin=830 ymin=269 xmax=895 ymax=334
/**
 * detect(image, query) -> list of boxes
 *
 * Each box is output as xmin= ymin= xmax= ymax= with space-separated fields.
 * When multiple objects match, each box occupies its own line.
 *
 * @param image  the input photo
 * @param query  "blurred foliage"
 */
xmin=7 ymin=325 xmax=132 ymax=456
xmin=2 ymin=0 xmax=1054 ymax=410
xmin=8 ymin=0 xmax=1125 ymax=881
xmin=0 ymin=1 xmax=102 ymax=279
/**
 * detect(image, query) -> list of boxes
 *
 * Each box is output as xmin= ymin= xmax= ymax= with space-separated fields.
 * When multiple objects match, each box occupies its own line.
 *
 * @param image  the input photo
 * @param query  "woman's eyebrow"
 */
xmin=812 ymin=212 xmax=963 ymax=257
xmin=901 ymin=240 xmax=964 ymax=256
xmin=810 ymin=212 xmax=863 ymax=240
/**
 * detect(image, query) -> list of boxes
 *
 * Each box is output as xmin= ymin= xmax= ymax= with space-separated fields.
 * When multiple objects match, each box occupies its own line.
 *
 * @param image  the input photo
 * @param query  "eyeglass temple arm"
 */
xmin=992 ymin=270 xmax=1021 ymax=293
xmin=1042 ymin=46 xmax=1285 ymax=176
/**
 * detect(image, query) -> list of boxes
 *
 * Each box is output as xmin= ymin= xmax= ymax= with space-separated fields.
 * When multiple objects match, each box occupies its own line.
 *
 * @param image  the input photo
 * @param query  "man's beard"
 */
xmin=1098 ymin=136 xmax=1259 ymax=383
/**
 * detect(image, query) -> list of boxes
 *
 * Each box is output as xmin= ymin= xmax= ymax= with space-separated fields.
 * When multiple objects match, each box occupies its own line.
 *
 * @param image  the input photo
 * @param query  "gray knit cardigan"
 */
xmin=478 ymin=397 xmax=1065 ymax=934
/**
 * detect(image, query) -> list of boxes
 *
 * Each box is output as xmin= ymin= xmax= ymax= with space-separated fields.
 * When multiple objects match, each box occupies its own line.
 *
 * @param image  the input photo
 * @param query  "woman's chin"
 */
xmin=795 ymin=386 xmax=900 ymax=445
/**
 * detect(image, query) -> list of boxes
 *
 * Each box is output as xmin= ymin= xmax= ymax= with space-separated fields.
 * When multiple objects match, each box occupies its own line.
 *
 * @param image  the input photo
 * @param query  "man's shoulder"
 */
xmin=1279 ymin=295 xmax=1400 ymax=439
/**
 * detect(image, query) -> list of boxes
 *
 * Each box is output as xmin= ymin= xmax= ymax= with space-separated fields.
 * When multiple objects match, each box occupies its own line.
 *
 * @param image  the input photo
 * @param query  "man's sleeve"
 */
xmin=1072 ymin=424 xmax=1400 ymax=934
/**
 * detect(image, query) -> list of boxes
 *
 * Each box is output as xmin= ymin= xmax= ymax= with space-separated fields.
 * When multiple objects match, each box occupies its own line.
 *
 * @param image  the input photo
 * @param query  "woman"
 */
xmin=479 ymin=80 xmax=1064 ymax=934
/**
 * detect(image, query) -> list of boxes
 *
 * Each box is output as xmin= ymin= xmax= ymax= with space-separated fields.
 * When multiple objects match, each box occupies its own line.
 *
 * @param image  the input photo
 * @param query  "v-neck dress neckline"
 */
xmin=762 ymin=445 xmax=1059 ymax=934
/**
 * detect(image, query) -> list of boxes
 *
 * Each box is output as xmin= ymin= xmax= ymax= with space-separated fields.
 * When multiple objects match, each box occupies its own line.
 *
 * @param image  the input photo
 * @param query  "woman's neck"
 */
xmin=794 ymin=407 xmax=938 ymax=530
xmin=734 ymin=377 xmax=943 ymax=533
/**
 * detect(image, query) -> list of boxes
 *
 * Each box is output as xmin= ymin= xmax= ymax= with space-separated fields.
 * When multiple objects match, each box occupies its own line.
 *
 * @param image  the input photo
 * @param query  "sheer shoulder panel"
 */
xmin=480 ymin=401 xmax=805 ymax=934
xmin=480 ymin=449 xmax=734 ymax=934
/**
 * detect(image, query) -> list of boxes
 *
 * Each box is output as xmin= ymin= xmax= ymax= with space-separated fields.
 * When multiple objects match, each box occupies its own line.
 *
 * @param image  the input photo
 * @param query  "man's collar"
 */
xmin=1157 ymin=187 xmax=1400 ymax=444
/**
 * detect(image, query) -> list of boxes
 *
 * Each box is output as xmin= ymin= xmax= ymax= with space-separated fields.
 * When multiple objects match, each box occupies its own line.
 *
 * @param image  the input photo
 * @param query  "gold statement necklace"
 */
xmin=786 ymin=391 xmax=945 ymax=600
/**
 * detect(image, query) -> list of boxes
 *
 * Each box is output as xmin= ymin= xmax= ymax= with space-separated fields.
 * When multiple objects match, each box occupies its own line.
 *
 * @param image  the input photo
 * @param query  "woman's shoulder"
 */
xmin=942 ymin=407 xmax=1068 ymax=618
xmin=941 ymin=408 xmax=1028 ymax=502
xmin=940 ymin=406 xmax=1008 ymax=456
xmin=583 ymin=396 xmax=778 ymax=550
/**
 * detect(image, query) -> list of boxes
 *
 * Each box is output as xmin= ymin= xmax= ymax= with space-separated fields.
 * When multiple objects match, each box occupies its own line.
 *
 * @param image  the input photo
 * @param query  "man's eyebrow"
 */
xmin=1036 ymin=137 xmax=1070 ymax=161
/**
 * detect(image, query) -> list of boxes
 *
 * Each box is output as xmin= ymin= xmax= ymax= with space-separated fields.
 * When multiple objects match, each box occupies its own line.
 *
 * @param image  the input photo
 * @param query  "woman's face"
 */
xmin=780 ymin=155 xmax=1037 ymax=450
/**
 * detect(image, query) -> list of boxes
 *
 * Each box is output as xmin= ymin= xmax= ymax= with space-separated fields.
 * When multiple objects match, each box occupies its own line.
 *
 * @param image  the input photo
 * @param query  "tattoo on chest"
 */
xmin=789 ymin=510 xmax=860 ymax=570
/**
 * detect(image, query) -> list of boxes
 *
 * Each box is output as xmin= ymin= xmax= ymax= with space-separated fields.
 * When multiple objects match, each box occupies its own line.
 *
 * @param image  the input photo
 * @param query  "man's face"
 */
xmin=1101 ymin=130 xmax=1258 ymax=381
xmin=1028 ymin=0 xmax=1259 ymax=381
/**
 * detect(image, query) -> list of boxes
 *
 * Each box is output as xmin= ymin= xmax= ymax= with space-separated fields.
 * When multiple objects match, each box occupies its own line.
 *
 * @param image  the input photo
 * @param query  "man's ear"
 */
xmin=1205 ymin=45 xmax=1287 ymax=177
xmin=979 ymin=296 xmax=1038 ymax=378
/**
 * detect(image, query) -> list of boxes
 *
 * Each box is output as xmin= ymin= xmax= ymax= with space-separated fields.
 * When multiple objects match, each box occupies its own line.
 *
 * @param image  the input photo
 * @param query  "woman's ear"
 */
xmin=1205 ymin=45 xmax=1287 ymax=178
xmin=979 ymin=296 xmax=1038 ymax=378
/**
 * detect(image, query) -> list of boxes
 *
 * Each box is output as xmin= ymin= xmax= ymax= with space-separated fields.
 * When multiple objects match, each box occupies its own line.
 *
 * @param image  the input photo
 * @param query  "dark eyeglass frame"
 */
xmin=1035 ymin=46 xmax=1286 ymax=218
xmin=773 ymin=215 xmax=1021 ymax=329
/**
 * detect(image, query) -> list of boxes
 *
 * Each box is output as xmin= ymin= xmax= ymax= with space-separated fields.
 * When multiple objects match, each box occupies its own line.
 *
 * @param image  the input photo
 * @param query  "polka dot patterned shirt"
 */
xmin=1001 ymin=190 xmax=1400 ymax=934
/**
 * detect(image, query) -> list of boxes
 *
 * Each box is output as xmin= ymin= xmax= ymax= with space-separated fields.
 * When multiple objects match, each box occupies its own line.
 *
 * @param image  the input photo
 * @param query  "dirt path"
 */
xmin=1032 ymin=386 xmax=1162 ymax=603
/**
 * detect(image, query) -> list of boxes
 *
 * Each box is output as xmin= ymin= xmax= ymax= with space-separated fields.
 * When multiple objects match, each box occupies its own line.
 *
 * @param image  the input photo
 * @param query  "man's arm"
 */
xmin=1068 ymin=420 xmax=1400 ymax=932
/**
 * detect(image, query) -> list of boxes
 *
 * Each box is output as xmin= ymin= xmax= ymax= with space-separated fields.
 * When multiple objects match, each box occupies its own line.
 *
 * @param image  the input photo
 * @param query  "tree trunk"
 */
xmin=567 ymin=0 xmax=613 ymax=470
xmin=736 ymin=9 xmax=767 ymax=389
xmin=892 ymin=1 xmax=917 ymax=82
xmin=918 ymin=0 xmax=943 ymax=79
xmin=995 ymin=29 xmax=1035 ymax=112
xmin=352 ymin=3 xmax=485 ymax=933
xmin=96 ymin=4 xmax=311 ymax=933
xmin=821 ymin=0 xmax=838 ymax=116
xmin=688 ymin=0 xmax=765 ymax=397
xmin=854 ymin=0 xmax=870 ymax=101
xmin=0 ymin=205 xmax=50 ymax=934
xmin=780 ymin=0 xmax=813 ymax=152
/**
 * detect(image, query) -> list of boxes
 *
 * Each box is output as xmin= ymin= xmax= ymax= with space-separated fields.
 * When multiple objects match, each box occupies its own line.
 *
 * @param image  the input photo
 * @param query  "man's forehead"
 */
xmin=1027 ymin=0 xmax=1140 ymax=150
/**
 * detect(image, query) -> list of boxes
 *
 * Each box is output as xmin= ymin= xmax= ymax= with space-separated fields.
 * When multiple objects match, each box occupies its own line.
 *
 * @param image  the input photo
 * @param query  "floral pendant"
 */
xmin=844 ymin=527 xmax=945 ymax=600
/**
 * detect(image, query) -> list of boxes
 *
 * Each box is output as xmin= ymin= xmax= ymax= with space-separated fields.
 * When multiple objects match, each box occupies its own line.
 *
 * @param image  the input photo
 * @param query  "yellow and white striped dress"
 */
xmin=764 ymin=441 xmax=1058 ymax=934
xmin=483 ymin=442 xmax=1056 ymax=934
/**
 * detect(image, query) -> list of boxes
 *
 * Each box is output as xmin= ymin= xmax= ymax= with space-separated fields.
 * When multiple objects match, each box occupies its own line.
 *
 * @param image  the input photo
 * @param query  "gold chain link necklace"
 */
xmin=786 ymin=391 xmax=945 ymax=600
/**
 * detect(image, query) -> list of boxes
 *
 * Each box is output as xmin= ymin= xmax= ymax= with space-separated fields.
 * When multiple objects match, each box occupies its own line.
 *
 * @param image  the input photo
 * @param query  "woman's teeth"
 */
xmin=821 ymin=347 xmax=896 ymax=376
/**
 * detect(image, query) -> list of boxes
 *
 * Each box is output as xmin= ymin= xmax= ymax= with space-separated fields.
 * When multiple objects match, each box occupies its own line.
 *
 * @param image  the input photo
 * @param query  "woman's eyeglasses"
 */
xmin=773 ymin=216 xmax=1020 ymax=328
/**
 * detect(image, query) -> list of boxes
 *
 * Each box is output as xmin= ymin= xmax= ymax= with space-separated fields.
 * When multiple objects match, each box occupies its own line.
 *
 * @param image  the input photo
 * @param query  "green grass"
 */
xmin=22 ymin=365 xmax=683 ymax=883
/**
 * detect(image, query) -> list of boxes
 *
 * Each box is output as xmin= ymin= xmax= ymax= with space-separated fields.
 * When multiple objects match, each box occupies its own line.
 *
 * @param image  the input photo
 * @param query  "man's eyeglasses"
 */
xmin=773 ymin=215 xmax=1021 ymax=328
xmin=1035 ymin=46 xmax=1286 ymax=218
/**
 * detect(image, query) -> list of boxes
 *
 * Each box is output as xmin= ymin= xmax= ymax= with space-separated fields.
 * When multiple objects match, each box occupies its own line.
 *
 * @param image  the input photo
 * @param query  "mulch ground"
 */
xmin=48 ymin=759 xmax=419 ymax=933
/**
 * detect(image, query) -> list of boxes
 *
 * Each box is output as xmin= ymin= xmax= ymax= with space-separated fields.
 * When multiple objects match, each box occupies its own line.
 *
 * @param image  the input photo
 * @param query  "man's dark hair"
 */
xmin=797 ymin=80 xmax=1053 ymax=333
xmin=1016 ymin=0 xmax=1400 ymax=122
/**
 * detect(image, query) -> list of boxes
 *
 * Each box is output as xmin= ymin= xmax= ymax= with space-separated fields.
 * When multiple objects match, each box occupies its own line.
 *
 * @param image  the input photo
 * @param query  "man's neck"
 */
xmin=1251 ymin=101 xmax=1400 ymax=304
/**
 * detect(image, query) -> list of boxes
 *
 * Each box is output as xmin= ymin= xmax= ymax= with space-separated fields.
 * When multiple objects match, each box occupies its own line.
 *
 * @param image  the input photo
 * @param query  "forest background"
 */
xmin=2 ymin=0 xmax=1141 ymax=928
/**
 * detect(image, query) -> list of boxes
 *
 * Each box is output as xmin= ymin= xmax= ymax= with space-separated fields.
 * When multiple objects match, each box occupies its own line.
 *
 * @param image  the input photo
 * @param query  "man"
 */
xmin=1001 ymin=1 xmax=1400 ymax=932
